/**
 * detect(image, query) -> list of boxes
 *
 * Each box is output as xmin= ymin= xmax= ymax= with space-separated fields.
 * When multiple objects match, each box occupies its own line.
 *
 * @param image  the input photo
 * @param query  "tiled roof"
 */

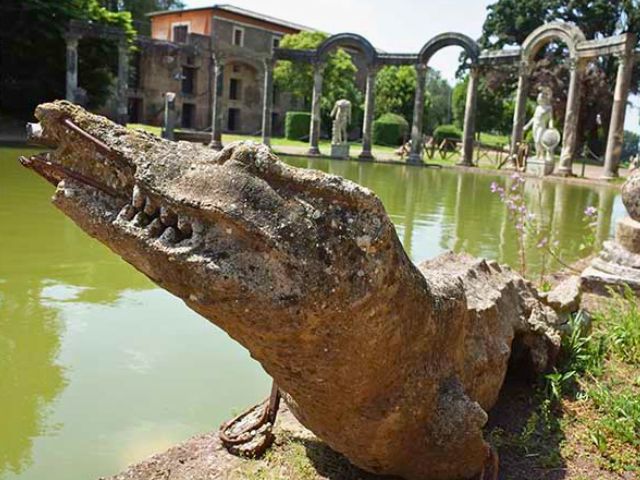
xmin=147 ymin=3 xmax=316 ymax=32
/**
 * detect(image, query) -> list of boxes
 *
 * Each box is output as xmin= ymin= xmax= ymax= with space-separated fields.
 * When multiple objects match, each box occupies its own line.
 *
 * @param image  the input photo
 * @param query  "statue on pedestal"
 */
xmin=524 ymin=87 xmax=560 ymax=175
xmin=330 ymin=99 xmax=351 ymax=159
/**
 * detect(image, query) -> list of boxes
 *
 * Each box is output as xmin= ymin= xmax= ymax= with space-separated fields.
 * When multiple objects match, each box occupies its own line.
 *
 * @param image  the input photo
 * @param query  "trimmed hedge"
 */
xmin=372 ymin=113 xmax=409 ymax=146
xmin=433 ymin=124 xmax=462 ymax=144
xmin=285 ymin=112 xmax=311 ymax=141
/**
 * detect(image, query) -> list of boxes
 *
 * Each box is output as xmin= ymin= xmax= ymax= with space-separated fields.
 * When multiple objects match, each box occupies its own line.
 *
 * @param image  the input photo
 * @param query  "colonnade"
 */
xmin=64 ymin=20 xmax=637 ymax=178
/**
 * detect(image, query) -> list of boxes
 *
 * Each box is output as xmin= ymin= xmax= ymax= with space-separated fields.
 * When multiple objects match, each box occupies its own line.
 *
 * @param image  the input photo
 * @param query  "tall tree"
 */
xmin=452 ymin=75 xmax=515 ymax=135
xmin=479 ymin=0 xmax=640 ymax=154
xmin=274 ymin=31 xmax=362 ymax=132
xmin=0 ymin=0 xmax=134 ymax=118
xmin=374 ymin=66 xmax=417 ymax=124
xmin=99 ymin=0 xmax=184 ymax=35
xmin=374 ymin=66 xmax=452 ymax=134
xmin=423 ymin=70 xmax=453 ymax=134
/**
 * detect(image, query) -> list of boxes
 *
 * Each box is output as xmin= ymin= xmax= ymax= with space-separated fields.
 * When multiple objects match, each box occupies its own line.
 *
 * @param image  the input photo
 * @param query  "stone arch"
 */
xmin=221 ymin=57 xmax=263 ymax=134
xmin=408 ymin=33 xmax=481 ymax=165
xmin=521 ymin=22 xmax=586 ymax=60
xmin=317 ymin=33 xmax=377 ymax=65
xmin=418 ymin=32 xmax=480 ymax=65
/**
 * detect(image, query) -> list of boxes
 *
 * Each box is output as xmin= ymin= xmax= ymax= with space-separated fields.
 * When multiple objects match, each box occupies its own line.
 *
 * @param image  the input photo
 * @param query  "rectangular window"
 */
xmin=181 ymin=67 xmax=195 ymax=95
xmin=229 ymin=78 xmax=241 ymax=100
xmin=227 ymin=108 xmax=240 ymax=131
xmin=272 ymin=36 xmax=281 ymax=51
xmin=172 ymin=24 xmax=189 ymax=43
xmin=182 ymin=103 xmax=195 ymax=129
xmin=232 ymin=26 xmax=244 ymax=47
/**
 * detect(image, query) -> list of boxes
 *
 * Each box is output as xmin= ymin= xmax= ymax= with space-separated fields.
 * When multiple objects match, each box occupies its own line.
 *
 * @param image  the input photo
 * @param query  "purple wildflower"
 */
xmin=584 ymin=206 xmax=597 ymax=218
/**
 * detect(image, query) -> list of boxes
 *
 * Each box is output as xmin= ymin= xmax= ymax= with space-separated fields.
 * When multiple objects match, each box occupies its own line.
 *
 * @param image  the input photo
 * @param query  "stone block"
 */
xmin=546 ymin=275 xmax=581 ymax=313
xmin=330 ymin=143 xmax=349 ymax=159
xmin=615 ymin=216 xmax=640 ymax=254
xmin=526 ymin=157 xmax=554 ymax=176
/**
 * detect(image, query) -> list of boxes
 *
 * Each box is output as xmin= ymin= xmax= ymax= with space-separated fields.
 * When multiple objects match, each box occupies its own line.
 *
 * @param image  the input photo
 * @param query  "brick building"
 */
xmin=130 ymin=4 xmax=314 ymax=134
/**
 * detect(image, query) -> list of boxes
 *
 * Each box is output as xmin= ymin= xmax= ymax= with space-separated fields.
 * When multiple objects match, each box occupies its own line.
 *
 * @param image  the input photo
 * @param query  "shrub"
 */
xmin=285 ymin=112 xmax=311 ymax=141
xmin=433 ymin=124 xmax=462 ymax=145
xmin=372 ymin=113 xmax=409 ymax=146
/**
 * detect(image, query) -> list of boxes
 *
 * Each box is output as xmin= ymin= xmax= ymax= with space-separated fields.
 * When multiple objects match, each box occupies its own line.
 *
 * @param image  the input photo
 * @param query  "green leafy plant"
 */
xmin=372 ymin=113 xmax=409 ymax=146
xmin=284 ymin=112 xmax=311 ymax=141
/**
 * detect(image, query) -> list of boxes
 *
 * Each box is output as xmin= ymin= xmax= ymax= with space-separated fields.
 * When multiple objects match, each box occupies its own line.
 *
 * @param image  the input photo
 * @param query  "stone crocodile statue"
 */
xmin=21 ymin=101 xmax=561 ymax=480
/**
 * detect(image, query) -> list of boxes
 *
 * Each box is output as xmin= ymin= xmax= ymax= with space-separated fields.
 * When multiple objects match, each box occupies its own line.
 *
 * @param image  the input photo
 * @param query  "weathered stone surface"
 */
xmin=23 ymin=101 xmax=561 ymax=480
xmin=585 ymin=163 xmax=640 ymax=293
xmin=585 ymin=145 xmax=640 ymax=291
xmin=545 ymin=275 xmax=582 ymax=313
xmin=616 ymin=216 xmax=640 ymax=254
xmin=623 ymin=162 xmax=640 ymax=220
xmin=581 ymin=239 xmax=640 ymax=295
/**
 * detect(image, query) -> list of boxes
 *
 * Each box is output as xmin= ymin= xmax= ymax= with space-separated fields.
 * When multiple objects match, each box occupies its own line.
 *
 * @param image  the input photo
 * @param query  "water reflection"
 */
xmin=0 ymin=147 xmax=152 ymax=478
xmin=286 ymin=157 xmax=620 ymax=274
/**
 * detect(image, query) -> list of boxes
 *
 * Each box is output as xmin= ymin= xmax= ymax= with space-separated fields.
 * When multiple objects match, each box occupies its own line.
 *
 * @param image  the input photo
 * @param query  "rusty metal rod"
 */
xmin=60 ymin=117 xmax=118 ymax=159
xmin=19 ymin=155 xmax=123 ymax=199
xmin=219 ymin=380 xmax=281 ymax=447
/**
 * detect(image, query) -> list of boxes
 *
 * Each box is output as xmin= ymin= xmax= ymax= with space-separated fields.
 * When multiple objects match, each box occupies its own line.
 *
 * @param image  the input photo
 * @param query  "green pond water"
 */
xmin=0 ymin=145 xmax=625 ymax=480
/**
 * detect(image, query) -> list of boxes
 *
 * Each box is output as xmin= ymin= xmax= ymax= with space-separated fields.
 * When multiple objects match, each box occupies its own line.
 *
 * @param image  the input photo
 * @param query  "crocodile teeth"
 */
xmin=147 ymin=218 xmax=164 ymax=237
xmin=177 ymin=217 xmax=192 ymax=237
xmin=160 ymin=206 xmax=177 ymax=226
xmin=144 ymin=198 xmax=159 ymax=217
xmin=117 ymin=204 xmax=136 ymax=221
xmin=159 ymin=226 xmax=179 ymax=244
xmin=132 ymin=185 xmax=145 ymax=209
xmin=132 ymin=211 xmax=150 ymax=228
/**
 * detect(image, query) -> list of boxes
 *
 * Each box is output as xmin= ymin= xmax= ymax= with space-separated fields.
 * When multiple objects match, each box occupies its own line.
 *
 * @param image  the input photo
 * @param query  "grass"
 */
xmin=487 ymin=288 xmax=640 ymax=477
xmin=479 ymin=132 xmax=509 ymax=148
xmin=126 ymin=123 xmax=484 ymax=165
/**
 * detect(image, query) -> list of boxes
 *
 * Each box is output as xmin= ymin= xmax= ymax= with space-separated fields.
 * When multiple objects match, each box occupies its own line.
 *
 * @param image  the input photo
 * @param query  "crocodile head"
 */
xmin=21 ymin=100 xmax=416 ymax=361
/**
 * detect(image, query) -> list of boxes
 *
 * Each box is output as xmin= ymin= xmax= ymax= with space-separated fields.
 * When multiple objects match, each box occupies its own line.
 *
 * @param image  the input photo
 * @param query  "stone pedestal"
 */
xmin=331 ymin=143 xmax=349 ymax=159
xmin=581 ymin=216 xmax=640 ymax=293
xmin=526 ymin=157 xmax=554 ymax=176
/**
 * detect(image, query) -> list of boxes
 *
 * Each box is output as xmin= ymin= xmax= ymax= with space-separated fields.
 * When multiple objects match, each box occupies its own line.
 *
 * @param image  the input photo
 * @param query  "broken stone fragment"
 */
xmin=545 ymin=275 xmax=582 ymax=314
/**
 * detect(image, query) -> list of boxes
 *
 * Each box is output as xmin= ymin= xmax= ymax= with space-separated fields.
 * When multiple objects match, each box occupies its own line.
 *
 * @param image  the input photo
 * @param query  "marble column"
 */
xmin=261 ymin=58 xmax=275 ymax=147
xmin=162 ymin=92 xmax=177 ymax=140
xmin=557 ymin=58 xmax=585 ymax=176
xmin=509 ymin=60 xmax=531 ymax=164
xmin=65 ymin=35 xmax=80 ymax=102
xmin=116 ymin=40 xmax=129 ymax=125
xmin=460 ymin=66 xmax=479 ymax=166
xmin=408 ymin=64 xmax=428 ymax=164
xmin=602 ymin=54 xmax=634 ymax=179
xmin=209 ymin=56 xmax=225 ymax=150
xmin=308 ymin=62 xmax=325 ymax=155
xmin=359 ymin=66 xmax=378 ymax=160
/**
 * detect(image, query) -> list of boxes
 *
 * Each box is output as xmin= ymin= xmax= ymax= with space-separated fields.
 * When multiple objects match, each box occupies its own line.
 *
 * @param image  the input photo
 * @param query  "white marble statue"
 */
xmin=524 ymin=87 xmax=555 ymax=161
xmin=331 ymin=99 xmax=351 ymax=145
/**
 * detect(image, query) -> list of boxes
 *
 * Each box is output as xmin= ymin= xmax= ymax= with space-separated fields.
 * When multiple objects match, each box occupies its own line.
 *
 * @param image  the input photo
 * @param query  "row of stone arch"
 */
xmin=245 ymin=23 xmax=636 ymax=177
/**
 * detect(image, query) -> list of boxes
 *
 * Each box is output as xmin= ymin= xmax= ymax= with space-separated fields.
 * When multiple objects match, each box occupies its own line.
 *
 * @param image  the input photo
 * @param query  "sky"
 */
xmin=184 ymin=0 xmax=639 ymax=133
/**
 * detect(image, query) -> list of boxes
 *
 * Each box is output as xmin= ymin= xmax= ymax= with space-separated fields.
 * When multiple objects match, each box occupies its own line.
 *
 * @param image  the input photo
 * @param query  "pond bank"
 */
xmin=277 ymin=149 xmax=626 ymax=190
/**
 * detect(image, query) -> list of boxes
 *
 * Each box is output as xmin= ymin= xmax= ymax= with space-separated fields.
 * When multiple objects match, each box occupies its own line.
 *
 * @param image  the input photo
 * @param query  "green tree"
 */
xmin=374 ymin=66 xmax=417 ymax=124
xmin=99 ymin=0 xmax=184 ymax=35
xmin=452 ymin=75 xmax=514 ymax=135
xmin=479 ymin=0 xmax=640 ymax=154
xmin=423 ymin=70 xmax=453 ymax=135
xmin=274 ymin=31 xmax=362 ymax=135
xmin=0 ymin=0 xmax=134 ymax=118
xmin=373 ymin=66 xmax=452 ymax=135
xmin=622 ymin=130 xmax=640 ymax=162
